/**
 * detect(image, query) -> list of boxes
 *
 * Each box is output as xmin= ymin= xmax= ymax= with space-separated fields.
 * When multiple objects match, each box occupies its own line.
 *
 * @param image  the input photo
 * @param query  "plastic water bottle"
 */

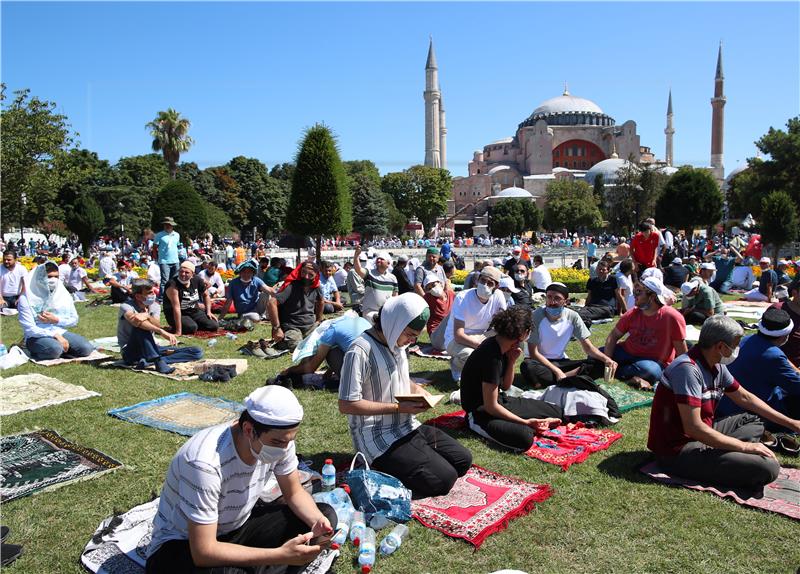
xmin=349 ymin=510 xmax=366 ymax=546
xmin=321 ymin=458 xmax=336 ymax=492
xmin=225 ymin=333 xmax=238 ymax=341
xmin=379 ymin=524 xmax=409 ymax=555
xmin=0 ymin=343 xmax=6 ymax=357
xmin=207 ymin=338 xmax=217 ymax=348
xmin=330 ymin=517 xmax=350 ymax=549
xmin=357 ymin=527 xmax=376 ymax=573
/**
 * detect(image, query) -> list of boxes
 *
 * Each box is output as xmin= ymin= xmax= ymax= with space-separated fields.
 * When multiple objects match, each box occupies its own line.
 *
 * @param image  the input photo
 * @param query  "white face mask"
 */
xmin=514 ymin=272 xmax=526 ymax=282
xmin=250 ymin=434 xmax=290 ymax=465
xmin=429 ymin=285 xmax=444 ymax=298
xmin=46 ymin=277 xmax=60 ymax=292
xmin=476 ymin=283 xmax=493 ymax=300
xmin=719 ymin=345 xmax=739 ymax=366
xmin=144 ymin=295 xmax=157 ymax=306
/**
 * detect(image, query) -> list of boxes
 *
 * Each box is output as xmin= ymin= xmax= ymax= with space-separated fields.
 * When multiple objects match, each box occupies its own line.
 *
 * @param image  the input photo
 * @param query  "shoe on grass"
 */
xmin=1 ymin=543 xmax=23 ymax=567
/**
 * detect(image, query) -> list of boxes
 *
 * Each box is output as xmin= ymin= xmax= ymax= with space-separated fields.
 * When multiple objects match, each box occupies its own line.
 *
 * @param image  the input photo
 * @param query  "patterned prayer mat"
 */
xmin=108 ymin=392 xmax=244 ymax=436
xmin=0 ymin=374 xmax=100 ymax=416
xmin=412 ymin=465 xmax=553 ymax=548
xmin=598 ymin=382 xmax=654 ymax=413
xmin=424 ymin=409 xmax=469 ymax=431
xmin=1 ymin=430 xmax=121 ymax=503
xmin=409 ymin=344 xmax=451 ymax=360
xmin=30 ymin=350 xmax=111 ymax=367
xmin=641 ymin=462 xmax=800 ymax=520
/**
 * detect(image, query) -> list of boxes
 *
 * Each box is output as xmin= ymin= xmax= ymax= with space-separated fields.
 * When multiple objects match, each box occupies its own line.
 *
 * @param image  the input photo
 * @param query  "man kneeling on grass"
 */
xmin=118 ymin=279 xmax=202 ymax=374
xmin=647 ymin=315 xmax=800 ymax=488
xmin=146 ymin=386 xmax=336 ymax=574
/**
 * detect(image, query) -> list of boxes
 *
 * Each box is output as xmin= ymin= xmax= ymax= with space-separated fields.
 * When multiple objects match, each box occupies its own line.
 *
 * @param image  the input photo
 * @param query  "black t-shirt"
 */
xmin=276 ymin=282 xmax=322 ymax=332
xmin=586 ymin=276 xmax=617 ymax=310
xmin=460 ymin=337 xmax=506 ymax=414
xmin=663 ymin=265 xmax=689 ymax=288
xmin=164 ymin=276 xmax=206 ymax=314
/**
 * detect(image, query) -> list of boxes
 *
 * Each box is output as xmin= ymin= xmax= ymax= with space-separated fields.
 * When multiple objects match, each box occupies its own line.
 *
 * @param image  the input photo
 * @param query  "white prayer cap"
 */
xmin=376 ymin=251 xmax=392 ymax=263
xmin=423 ymin=273 xmax=441 ymax=287
xmin=680 ymin=280 xmax=699 ymax=296
xmin=244 ymin=386 xmax=303 ymax=427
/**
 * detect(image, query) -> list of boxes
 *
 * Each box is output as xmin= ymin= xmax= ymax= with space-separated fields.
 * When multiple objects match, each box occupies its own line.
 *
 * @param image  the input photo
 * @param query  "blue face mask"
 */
xmin=545 ymin=306 xmax=563 ymax=318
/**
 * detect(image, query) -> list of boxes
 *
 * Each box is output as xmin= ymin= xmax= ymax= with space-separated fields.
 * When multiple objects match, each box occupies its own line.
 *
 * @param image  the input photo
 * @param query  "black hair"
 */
xmin=270 ymin=257 xmax=281 ymax=267
xmin=238 ymin=410 xmax=298 ymax=435
xmin=44 ymin=261 xmax=59 ymax=273
xmin=533 ymin=255 xmax=543 ymax=264
xmin=490 ymin=306 xmax=532 ymax=340
xmin=131 ymin=278 xmax=154 ymax=295
xmin=620 ymin=260 xmax=634 ymax=274
xmin=442 ymin=260 xmax=455 ymax=273
xmin=639 ymin=221 xmax=652 ymax=233
xmin=302 ymin=261 xmax=319 ymax=274
xmin=596 ymin=260 xmax=610 ymax=271
xmin=3 ymin=250 xmax=17 ymax=258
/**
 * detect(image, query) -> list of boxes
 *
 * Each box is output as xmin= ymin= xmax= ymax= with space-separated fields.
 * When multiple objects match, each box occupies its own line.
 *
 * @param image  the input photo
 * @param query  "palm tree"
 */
xmin=146 ymin=108 xmax=193 ymax=179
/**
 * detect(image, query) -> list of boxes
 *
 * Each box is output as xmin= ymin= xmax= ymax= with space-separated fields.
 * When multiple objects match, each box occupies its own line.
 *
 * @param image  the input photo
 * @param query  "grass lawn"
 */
xmin=1 ymin=298 xmax=798 ymax=574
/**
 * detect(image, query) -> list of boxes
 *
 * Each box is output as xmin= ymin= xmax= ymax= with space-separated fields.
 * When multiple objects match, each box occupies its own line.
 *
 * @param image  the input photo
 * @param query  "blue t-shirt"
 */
xmin=154 ymin=231 xmax=180 ymax=264
xmin=759 ymin=269 xmax=778 ymax=295
xmin=320 ymin=275 xmax=338 ymax=301
xmin=441 ymin=242 xmax=452 ymax=260
xmin=229 ymin=276 xmax=266 ymax=314
xmin=587 ymin=242 xmax=597 ymax=258
xmin=319 ymin=316 xmax=371 ymax=350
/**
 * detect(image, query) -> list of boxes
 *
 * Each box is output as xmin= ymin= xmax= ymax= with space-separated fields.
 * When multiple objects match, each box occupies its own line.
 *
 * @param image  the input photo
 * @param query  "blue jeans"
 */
xmin=1 ymin=295 xmax=19 ymax=308
xmin=609 ymin=345 xmax=664 ymax=384
xmin=27 ymin=331 xmax=94 ymax=361
xmin=121 ymin=328 xmax=203 ymax=366
xmin=710 ymin=280 xmax=733 ymax=295
xmin=158 ymin=262 xmax=179 ymax=301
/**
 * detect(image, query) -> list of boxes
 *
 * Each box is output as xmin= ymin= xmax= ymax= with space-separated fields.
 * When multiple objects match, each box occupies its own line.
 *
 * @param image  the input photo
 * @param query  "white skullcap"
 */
xmin=244 ymin=386 xmax=304 ymax=427
xmin=423 ymin=272 xmax=441 ymax=287
xmin=376 ymin=251 xmax=392 ymax=263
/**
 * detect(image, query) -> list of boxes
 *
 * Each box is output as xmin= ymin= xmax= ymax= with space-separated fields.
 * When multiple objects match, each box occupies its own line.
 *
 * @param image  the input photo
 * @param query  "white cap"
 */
xmin=423 ymin=273 xmax=441 ymax=287
xmin=672 ymin=257 xmax=683 ymax=265
xmin=376 ymin=251 xmax=392 ymax=263
xmin=641 ymin=276 xmax=666 ymax=306
xmin=499 ymin=276 xmax=520 ymax=293
xmin=680 ymin=280 xmax=700 ymax=296
xmin=700 ymin=262 xmax=716 ymax=271
xmin=244 ymin=386 xmax=304 ymax=427
xmin=760 ymin=256 xmax=771 ymax=265
xmin=688 ymin=255 xmax=698 ymax=260
xmin=358 ymin=253 xmax=368 ymax=262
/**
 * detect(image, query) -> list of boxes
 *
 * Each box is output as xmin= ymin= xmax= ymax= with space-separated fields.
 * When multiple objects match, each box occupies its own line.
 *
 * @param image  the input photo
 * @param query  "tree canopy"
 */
xmin=654 ymin=166 xmax=722 ymax=231
xmin=146 ymin=108 xmax=193 ymax=179
xmin=381 ymin=165 xmax=451 ymax=230
xmin=544 ymin=179 xmax=603 ymax=231
xmin=65 ymin=194 xmax=105 ymax=257
xmin=151 ymin=180 xmax=208 ymax=240
xmin=760 ymin=191 xmax=798 ymax=262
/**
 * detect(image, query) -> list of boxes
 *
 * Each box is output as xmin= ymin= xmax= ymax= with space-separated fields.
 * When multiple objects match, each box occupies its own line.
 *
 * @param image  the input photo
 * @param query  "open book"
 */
xmin=394 ymin=394 xmax=444 ymax=408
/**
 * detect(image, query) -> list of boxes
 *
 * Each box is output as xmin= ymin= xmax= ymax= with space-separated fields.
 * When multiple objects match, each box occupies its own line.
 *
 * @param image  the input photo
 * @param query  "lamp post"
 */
xmin=118 ymin=202 xmax=125 ymax=252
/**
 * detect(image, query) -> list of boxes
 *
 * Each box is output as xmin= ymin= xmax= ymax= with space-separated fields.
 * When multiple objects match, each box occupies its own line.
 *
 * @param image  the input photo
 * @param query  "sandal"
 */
xmin=776 ymin=433 xmax=800 ymax=455
xmin=760 ymin=430 xmax=778 ymax=449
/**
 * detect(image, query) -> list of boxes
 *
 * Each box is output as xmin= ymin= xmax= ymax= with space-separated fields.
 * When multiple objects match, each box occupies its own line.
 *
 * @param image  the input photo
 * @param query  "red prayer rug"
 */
xmin=424 ymin=409 xmax=468 ymax=431
xmin=641 ymin=462 xmax=800 ymax=520
xmin=412 ymin=465 xmax=552 ymax=548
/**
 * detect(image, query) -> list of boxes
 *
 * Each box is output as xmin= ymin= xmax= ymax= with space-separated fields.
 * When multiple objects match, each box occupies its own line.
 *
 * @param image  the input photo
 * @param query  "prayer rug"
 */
xmin=184 ymin=329 xmax=235 ymax=339
xmin=409 ymin=344 xmax=451 ymax=360
xmin=525 ymin=423 xmax=623 ymax=471
xmin=90 ymin=336 xmax=171 ymax=354
xmin=723 ymin=303 xmax=765 ymax=320
xmin=412 ymin=465 xmax=553 ymax=548
xmin=640 ymin=462 xmax=800 ymax=520
xmin=108 ymin=392 xmax=244 ymax=436
xmin=598 ymin=381 xmax=653 ymax=413
xmin=30 ymin=350 xmax=111 ymax=367
xmin=0 ymin=374 xmax=100 ymax=416
xmin=424 ymin=409 xmax=468 ymax=431
xmin=1 ymin=430 xmax=121 ymax=503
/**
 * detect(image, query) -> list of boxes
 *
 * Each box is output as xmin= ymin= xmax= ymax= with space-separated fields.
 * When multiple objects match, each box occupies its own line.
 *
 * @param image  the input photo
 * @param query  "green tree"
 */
xmin=1 ymin=87 xmax=74 ymax=236
xmin=269 ymin=162 xmax=295 ymax=181
xmin=655 ymin=166 xmax=722 ymax=232
xmin=177 ymin=162 xmax=217 ymax=201
xmin=544 ymin=179 xmax=603 ymax=231
xmin=760 ymin=191 xmax=799 ymax=262
xmin=227 ymin=156 xmax=288 ymax=238
xmin=383 ymin=193 xmax=407 ymax=236
xmin=146 ymin=108 xmax=194 ymax=179
xmin=351 ymin=172 xmax=388 ymax=239
xmin=207 ymin=167 xmax=248 ymax=228
xmin=92 ymin=185 xmax=153 ymax=239
xmin=204 ymin=202 xmax=237 ymax=239
xmin=592 ymin=172 xmax=605 ymax=209
xmin=381 ymin=165 xmax=452 ymax=230
xmin=286 ymin=124 xmax=352 ymax=261
xmin=150 ymin=180 xmax=208 ymax=240
xmin=65 ymin=194 xmax=105 ymax=257
xmin=111 ymin=154 xmax=170 ymax=190
xmin=520 ymin=199 xmax=542 ymax=232
xmin=490 ymin=200 xmax=526 ymax=238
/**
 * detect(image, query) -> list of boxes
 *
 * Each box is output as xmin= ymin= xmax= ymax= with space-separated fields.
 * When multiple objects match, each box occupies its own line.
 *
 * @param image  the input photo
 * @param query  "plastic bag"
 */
xmin=343 ymin=452 xmax=411 ymax=523
xmin=0 ymin=346 xmax=30 ymax=370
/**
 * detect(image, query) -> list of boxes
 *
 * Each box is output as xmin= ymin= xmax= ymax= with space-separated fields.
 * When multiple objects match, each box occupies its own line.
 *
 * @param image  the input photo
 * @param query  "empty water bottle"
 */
xmin=0 ymin=343 xmax=7 ymax=357
xmin=349 ymin=510 xmax=366 ymax=546
xmin=225 ymin=333 xmax=238 ymax=341
xmin=207 ymin=338 xmax=217 ymax=348
xmin=379 ymin=524 xmax=409 ymax=555
xmin=321 ymin=458 xmax=336 ymax=492
xmin=330 ymin=517 xmax=350 ymax=549
xmin=357 ymin=527 xmax=376 ymax=573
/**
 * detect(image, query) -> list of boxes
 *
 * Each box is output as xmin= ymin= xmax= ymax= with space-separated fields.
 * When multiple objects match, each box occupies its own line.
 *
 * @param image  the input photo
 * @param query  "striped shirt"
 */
xmin=147 ymin=423 xmax=297 ymax=556
xmin=361 ymin=269 xmax=398 ymax=316
xmin=339 ymin=332 xmax=420 ymax=463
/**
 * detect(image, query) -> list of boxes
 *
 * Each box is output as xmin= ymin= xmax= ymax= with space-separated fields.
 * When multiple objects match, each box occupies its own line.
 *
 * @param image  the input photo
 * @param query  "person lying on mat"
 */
xmin=604 ymin=276 xmax=687 ymax=391
xmin=461 ymin=306 xmax=562 ymax=452
xmin=119 ymin=279 xmax=203 ymax=374
xmin=339 ymin=293 xmax=472 ymax=498
xmin=218 ymin=260 xmax=274 ymax=323
xmin=17 ymin=262 xmax=94 ymax=361
xmin=146 ymin=386 xmax=336 ymax=574
xmin=520 ymin=282 xmax=617 ymax=389
xmin=163 ymin=261 xmax=219 ymax=336
xmin=268 ymin=261 xmax=324 ymax=353
xmin=647 ymin=315 xmax=800 ymax=489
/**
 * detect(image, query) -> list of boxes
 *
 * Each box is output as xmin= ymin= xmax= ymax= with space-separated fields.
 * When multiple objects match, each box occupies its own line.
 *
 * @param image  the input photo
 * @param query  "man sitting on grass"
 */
xmin=353 ymin=246 xmax=397 ymax=318
xmin=680 ymin=279 xmax=724 ymax=325
xmin=218 ymin=260 xmax=274 ymax=323
xmin=163 ymin=261 xmax=219 ymax=336
xmin=104 ymin=260 xmax=139 ymax=304
xmin=744 ymin=257 xmax=777 ymax=302
xmin=648 ymin=315 xmax=799 ymax=488
xmin=576 ymin=260 xmax=618 ymax=329
xmin=268 ymin=261 xmax=324 ymax=352
xmin=197 ymin=260 xmax=226 ymax=299
xmin=319 ymin=261 xmax=344 ymax=314
xmin=118 ymin=279 xmax=202 ymax=374
xmin=146 ymin=386 xmax=336 ymax=574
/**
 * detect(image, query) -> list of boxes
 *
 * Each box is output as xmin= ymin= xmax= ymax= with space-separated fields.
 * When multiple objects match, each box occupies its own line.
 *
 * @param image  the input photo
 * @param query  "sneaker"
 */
xmin=449 ymin=390 xmax=462 ymax=404
xmin=1 ymin=543 xmax=22 ymax=567
xmin=1 ymin=526 xmax=8 ymax=543
xmin=133 ymin=359 xmax=149 ymax=371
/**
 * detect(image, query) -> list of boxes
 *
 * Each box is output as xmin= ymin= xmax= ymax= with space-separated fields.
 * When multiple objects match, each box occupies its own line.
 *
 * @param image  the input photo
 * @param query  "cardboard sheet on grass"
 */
xmin=100 ymin=358 xmax=247 ymax=381
xmin=108 ymin=392 xmax=244 ymax=436
xmin=723 ymin=302 xmax=767 ymax=320
xmin=641 ymin=461 xmax=800 ymax=520
xmin=1 ymin=429 xmax=121 ymax=503
xmin=90 ymin=335 xmax=171 ymax=354
xmin=412 ymin=465 xmax=553 ymax=548
xmin=0 ymin=373 xmax=100 ymax=416
xmin=425 ymin=411 xmax=622 ymax=470
xmin=30 ymin=349 xmax=111 ymax=367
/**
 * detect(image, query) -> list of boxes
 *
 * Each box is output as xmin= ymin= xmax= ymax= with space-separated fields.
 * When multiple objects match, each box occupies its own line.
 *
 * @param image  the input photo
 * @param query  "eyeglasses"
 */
xmin=545 ymin=296 xmax=566 ymax=304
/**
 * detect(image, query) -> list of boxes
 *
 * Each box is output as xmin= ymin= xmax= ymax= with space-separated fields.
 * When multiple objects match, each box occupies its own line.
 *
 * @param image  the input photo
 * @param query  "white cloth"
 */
xmin=531 ymin=265 xmax=552 ymax=290
xmin=147 ymin=261 xmax=161 ymax=284
xmin=731 ymin=266 xmax=755 ymax=290
xmin=58 ymin=263 xmax=71 ymax=283
xmin=0 ymin=263 xmax=27 ymax=297
xmin=616 ymin=272 xmax=634 ymax=310
xmin=245 ymin=386 xmax=304 ymax=426
xmin=197 ymin=269 xmax=224 ymax=297
xmin=98 ymin=256 xmax=115 ymax=279
xmin=17 ymin=265 xmax=78 ymax=341
xmin=444 ymin=288 xmax=507 ymax=349
xmin=743 ymin=288 xmax=769 ymax=302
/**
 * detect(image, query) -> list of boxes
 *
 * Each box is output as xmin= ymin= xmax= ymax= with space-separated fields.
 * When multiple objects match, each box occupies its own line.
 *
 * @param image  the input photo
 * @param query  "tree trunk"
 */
xmin=774 ymin=243 xmax=780 ymax=265
xmin=316 ymin=236 xmax=322 ymax=266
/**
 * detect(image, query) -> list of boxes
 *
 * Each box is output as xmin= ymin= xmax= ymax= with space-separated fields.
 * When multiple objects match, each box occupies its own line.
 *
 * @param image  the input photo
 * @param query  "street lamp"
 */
xmin=118 ymin=202 xmax=125 ymax=251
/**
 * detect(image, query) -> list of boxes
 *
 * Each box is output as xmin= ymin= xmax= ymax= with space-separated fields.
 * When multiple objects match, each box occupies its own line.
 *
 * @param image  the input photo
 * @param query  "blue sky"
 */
xmin=3 ymin=1 xmax=798 ymax=178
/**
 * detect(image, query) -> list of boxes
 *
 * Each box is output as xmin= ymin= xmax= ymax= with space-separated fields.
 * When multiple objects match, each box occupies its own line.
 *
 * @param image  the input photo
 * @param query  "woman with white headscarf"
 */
xmin=339 ymin=293 xmax=472 ymax=498
xmin=17 ymin=261 xmax=94 ymax=360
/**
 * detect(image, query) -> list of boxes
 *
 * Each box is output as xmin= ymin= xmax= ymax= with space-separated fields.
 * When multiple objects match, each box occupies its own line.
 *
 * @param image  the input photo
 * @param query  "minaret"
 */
xmin=710 ymin=42 xmax=726 ymax=181
xmin=665 ymin=89 xmax=675 ymax=167
xmin=424 ymin=37 xmax=441 ymax=168
xmin=439 ymin=95 xmax=447 ymax=169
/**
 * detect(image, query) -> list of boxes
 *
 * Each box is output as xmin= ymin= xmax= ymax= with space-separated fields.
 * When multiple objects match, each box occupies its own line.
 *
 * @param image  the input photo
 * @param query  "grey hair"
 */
xmin=131 ymin=278 xmax=154 ymax=295
xmin=697 ymin=315 xmax=744 ymax=349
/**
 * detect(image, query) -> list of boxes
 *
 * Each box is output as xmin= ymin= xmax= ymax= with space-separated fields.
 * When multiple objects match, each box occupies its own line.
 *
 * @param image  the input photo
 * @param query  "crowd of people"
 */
xmin=1 ymin=214 xmax=798 ymax=573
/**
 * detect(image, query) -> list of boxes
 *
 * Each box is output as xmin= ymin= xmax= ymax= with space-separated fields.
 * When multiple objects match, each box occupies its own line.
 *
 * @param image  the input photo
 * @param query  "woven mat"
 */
xmin=412 ymin=465 xmax=553 ymax=548
xmin=409 ymin=344 xmax=451 ymax=360
xmin=30 ymin=350 xmax=111 ymax=367
xmin=99 ymin=359 xmax=247 ymax=381
xmin=1 ymin=429 xmax=121 ymax=503
xmin=0 ymin=374 xmax=100 ymax=416
xmin=598 ymin=381 xmax=653 ymax=413
xmin=641 ymin=462 xmax=800 ymax=520
xmin=108 ymin=392 xmax=244 ymax=436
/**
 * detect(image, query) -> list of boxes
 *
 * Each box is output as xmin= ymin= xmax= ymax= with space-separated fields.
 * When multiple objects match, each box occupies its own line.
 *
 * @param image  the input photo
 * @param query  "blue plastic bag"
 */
xmin=344 ymin=452 xmax=412 ymax=523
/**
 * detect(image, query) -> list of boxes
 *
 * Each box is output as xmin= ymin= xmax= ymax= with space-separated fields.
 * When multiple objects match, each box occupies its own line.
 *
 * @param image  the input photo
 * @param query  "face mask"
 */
xmin=476 ymin=283 xmax=493 ymax=300
xmin=514 ymin=273 xmax=526 ymax=282
xmin=250 ymin=435 xmax=290 ymax=465
xmin=46 ymin=277 xmax=60 ymax=291
xmin=301 ymin=277 xmax=313 ymax=287
xmin=119 ymin=271 xmax=127 ymax=278
xmin=638 ymin=303 xmax=651 ymax=311
xmin=144 ymin=295 xmax=157 ymax=306
xmin=719 ymin=345 xmax=739 ymax=365
xmin=429 ymin=286 xmax=444 ymax=298
xmin=545 ymin=305 xmax=563 ymax=318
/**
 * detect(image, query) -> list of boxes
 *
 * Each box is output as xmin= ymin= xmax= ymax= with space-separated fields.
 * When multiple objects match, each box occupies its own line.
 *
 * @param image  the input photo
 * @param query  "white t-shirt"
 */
xmin=99 ymin=256 xmax=116 ymax=279
xmin=0 ymin=264 xmax=28 ymax=297
xmin=198 ymin=269 xmax=225 ymax=296
xmin=616 ymin=272 xmax=634 ymax=311
xmin=67 ymin=267 xmax=88 ymax=291
xmin=148 ymin=423 xmax=297 ymax=557
xmin=528 ymin=307 xmax=590 ymax=359
xmin=147 ymin=261 xmax=161 ymax=284
xmin=58 ymin=263 xmax=72 ymax=283
xmin=531 ymin=265 xmax=552 ymax=290
xmin=731 ymin=265 xmax=755 ymax=289
xmin=444 ymin=288 xmax=507 ymax=349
